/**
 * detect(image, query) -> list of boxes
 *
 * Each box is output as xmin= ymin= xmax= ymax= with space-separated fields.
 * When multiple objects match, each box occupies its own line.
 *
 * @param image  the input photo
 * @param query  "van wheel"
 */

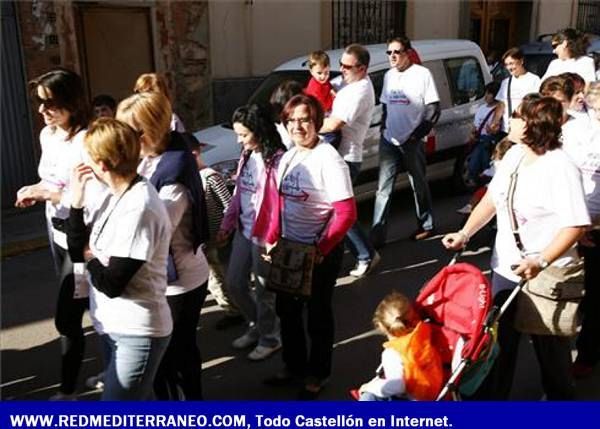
xmin=452 ymin=150 xmax=477 ymax=193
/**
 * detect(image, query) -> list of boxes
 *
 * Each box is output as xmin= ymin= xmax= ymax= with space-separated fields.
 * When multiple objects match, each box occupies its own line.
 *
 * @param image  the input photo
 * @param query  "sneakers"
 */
xmin=231 ymin=331 xmax=258 ymax=349
xmin=349 ymin=252 xmax=381 ymax=278
xmin=49 ymin=392 xmax=77 ymax=401
xmin=410 ymin=228 xmax=435 ymax=241
xmin=247 ymin=343 xmax=282 ymax=361
xmin=85 ymin=372 xmax=104 ymax=390
xmin=456 ymin=203 xmax=473 ymax=215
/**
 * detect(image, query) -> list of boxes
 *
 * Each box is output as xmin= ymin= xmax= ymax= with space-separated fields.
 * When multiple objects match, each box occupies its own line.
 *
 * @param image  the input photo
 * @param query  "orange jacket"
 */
xmin=384 ymin=321 xmax=444 ymax=400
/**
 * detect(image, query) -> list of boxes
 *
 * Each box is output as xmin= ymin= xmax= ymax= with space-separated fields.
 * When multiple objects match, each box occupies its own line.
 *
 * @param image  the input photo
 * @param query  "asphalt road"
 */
xmin=2 ymin=178 xmax=599 ymax=400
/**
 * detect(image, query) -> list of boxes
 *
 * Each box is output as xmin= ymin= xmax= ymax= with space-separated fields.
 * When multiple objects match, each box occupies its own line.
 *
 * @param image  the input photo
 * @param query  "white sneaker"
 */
xmin=85 ymin=372 xmax=104 ymax=391
xmin=456 ymin=203 xmax=473 ymax=215
xmin=247 ymin=344 xmax=282 ymax=361
xmin=349 ymin=251 xmax=381 ymax=277
xmin=49 ymin=392 xmax=76 ymax=401
xmin=232 ymin=331 xmax=258 ymax=349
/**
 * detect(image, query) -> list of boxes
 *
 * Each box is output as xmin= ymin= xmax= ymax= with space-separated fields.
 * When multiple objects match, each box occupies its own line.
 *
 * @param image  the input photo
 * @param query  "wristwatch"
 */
xmin=537 ymin=257 xmax=549 ymax=270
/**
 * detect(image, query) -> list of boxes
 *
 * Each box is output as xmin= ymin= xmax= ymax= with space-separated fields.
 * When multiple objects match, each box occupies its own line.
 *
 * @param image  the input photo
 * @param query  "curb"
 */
xmin=1 ymin=236 xmax=49 ymax=259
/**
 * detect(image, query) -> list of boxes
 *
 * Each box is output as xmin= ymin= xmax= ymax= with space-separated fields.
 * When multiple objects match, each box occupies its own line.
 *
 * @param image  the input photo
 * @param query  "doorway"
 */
xmin=74 ymin=3 xmax=155 ymax=103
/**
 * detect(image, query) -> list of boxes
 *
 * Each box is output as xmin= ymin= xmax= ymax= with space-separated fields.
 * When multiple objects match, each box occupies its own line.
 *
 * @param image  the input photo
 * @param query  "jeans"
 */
xmin=473 ymin=272 xmax=575 ymax=400
xmin=226 ymin=230 xmax=280 ymax=348
xmin=275 ymin=244 xmax=344 ymax=380
xmin=154 ymin=283 xmax=208 ymax=400
xmin=345 ymin=161 xmax=376 ymax=262
xmin=53 ymin=243 xmax=88 ymax=395
xmin=576 ymin=231 xmax=600 ymax=366
xmin=467 ymin=135 xmax=495 ymax=181
xmin=101 ymin=333 xmax=170 ymax=400
xmin=372 ymin=137 xmax=434 ymax=244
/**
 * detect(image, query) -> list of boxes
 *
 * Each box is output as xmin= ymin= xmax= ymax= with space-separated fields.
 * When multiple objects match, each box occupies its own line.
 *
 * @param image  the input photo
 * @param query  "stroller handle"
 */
xmin=447 ymin=250 xmax=463 ymax=266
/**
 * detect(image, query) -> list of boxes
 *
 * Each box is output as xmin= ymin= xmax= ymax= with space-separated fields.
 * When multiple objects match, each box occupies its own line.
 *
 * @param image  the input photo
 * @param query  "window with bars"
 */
xmin=332 ymin=0 xmax=406 ymax=49
xmin=577 ymin=1 xmax=600 ymax=35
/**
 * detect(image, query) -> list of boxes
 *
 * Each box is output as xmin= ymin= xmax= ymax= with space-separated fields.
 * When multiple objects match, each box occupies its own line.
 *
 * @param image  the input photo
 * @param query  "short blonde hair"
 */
xmin=585 ymin=81 xmax=600 ymax=108
xmin=133 ymin=73 xmax=172 ymax=101
xmin=308 ymin=50 xmax=330 ymax=69
xmin=84 ymin=118 xmax=140 ymax=177
xmin=116 ymin=91 xmax=172 ymax=154
xmin=372 ymin=291 xmax=418 ymax=337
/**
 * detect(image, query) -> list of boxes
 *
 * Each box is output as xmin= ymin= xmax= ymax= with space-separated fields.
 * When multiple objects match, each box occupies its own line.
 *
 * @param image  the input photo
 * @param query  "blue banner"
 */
xmin=0 ymin=402 xmax=598 ymax=429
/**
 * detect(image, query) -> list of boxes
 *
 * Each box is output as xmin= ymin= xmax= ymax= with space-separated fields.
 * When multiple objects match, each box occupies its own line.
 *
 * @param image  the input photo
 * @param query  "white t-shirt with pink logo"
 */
xmin=239 ymin=151 xmax=265 ymax=240
xmin=277 ymin=142 xmax=354 ymax=244
xmin=381 ymin=64 xmax=439 ymax=146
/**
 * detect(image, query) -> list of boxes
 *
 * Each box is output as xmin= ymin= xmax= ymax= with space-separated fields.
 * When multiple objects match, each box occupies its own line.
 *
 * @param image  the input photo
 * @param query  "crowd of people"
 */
xmin=14 ymin=27 xmax=600 ymax=401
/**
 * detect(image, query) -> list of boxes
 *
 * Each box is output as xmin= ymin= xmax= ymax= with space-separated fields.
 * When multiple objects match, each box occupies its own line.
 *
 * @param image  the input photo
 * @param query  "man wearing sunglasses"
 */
xmin=371 ymin=36 xmax=440 ymax=245
xmin=320 ymin=43 xmax=379 ymax=277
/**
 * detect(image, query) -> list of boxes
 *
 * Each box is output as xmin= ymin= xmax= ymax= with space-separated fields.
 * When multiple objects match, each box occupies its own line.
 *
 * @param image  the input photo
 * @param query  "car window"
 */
xmin=368 ymin=69 xmax=386 ymax=104
xmin=444 ymin=57 xmax=485 ymax=106
xmin=422 ymin=60 xmax=452 ymax=110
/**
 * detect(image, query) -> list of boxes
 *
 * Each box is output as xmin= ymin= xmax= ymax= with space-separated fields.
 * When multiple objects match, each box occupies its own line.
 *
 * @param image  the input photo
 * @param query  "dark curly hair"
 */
xmin=540 ymin=75 xmax=575 ymax=101
xmin=520 ymin=97 xmax=563 ymax=155
xmin=231 ymin=103 xmax=285 ymax=165
xmin=30 ymin=68 xmax=90 ymax=140
xmin=269 ymin=80 xmax=303 ymax=122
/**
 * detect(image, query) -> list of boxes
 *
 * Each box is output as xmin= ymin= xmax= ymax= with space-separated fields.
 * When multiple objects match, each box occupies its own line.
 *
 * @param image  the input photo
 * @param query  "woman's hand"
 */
xmin=215 ymin=229 xmax=232 ymax=248
xmin=512 ymin=257 xmax=543 ymax=280
xmin=442 ymin=231 xmax=469 ymax=250
xmin=15 ymin=185 xmax=38 ymax=208
xmin=262 ymin=241 xmax=278 ymax=263
xmin=71 ymin=164 xmax=94 ymax=209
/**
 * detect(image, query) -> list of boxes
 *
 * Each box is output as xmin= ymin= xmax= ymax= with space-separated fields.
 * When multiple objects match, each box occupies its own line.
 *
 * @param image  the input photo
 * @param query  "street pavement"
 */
xmin=2 ymin=179 xmax=599 ymax=400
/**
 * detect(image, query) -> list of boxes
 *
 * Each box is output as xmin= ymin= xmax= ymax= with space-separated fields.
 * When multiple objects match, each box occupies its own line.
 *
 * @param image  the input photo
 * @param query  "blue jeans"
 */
xmin=372 ymin=137 xmax=433 ymax=243
xmin=101 ymin=333 xmax=170 ymax=400
xmin=467 ymin=135 xmax=495 ymax=181
xmin=345 ymin=161 xmax=376 ymax=262
xmin=226 ymin=230 xmax=280 ymax=348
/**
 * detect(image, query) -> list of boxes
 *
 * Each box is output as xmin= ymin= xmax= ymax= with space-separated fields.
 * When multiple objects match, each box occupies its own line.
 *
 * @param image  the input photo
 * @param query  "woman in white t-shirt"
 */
xmin=443 ymin=96 xmax=590 ymax=399
xmin=262 ymin=94 xmax=357 ymax=399
xmin=117 ymin=92 xmax=210 ymax=399
xmin=541 ymin=28 xmax=596 ymax=83
xmin=217 ymin=104 xmax=286 ymax=361
xmin=67 ymin=118 xmax=172 ymax=400
xmin=15 ymin=69 xmax=92 ymax=400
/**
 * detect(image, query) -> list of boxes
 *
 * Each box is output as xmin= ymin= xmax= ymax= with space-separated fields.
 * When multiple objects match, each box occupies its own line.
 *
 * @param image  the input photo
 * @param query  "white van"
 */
xmin=195 ymin=39 xmax=492 ymax=196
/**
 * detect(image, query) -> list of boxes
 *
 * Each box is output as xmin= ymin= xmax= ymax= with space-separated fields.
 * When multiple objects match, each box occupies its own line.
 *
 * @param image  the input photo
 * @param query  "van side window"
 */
xmin=445 ymin=57 xmax=485 ymax=106
xmin=369 ymin=70 xmax=386 ymax=105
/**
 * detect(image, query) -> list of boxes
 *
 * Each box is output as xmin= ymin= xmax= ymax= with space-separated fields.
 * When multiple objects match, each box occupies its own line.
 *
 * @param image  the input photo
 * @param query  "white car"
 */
xmin=195 ymin=39 xmax=492 ymax=196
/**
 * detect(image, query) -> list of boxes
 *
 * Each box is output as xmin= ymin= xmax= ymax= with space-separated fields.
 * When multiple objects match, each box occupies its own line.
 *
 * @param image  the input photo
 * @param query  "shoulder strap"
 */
xmin=478 ymin=108 xmax=496 ymax=135
xmin=507 ymin=155 xmax=526 ymax=254
xmin=506 ymin=76 xmax=513 ymax=119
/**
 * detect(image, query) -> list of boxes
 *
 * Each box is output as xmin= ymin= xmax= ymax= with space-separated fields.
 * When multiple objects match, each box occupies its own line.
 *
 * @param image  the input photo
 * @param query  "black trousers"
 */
xmin=275 ymin=244 xmax=344 ymax=381
xmin=154 ymin=282 xmax=208 ymax=400
xmin=474 ymin=273 xmax=575 ymax=400
xmin=576 ymin=231 xmax=600 ymax=365
xmin=53 ymin=243 xmax=88 ymax=395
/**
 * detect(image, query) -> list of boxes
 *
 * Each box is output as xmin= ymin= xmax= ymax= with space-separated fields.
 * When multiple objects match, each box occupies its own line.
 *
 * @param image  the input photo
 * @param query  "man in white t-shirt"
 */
xmin=321 ymin=44 xmax=378 ymax=277
xmin=371 ymin=36 xmax=440 ymax=245
xmin=490 ymin=47 xmax=541 ymax=133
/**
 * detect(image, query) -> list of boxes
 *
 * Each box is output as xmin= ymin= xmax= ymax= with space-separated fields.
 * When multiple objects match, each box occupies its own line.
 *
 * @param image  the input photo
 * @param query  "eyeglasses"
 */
xmin=552 ymin=42 xmax=560 ymax=49
xmin=286 ymin=117 xmax=312 ymax=126
xmin=386 ymin=49 xmax=406 ymax=56
xmin=34 ymin=95 xmax=59 ymax=110
xmin=339 ymin=61 xmax=360 ymax=70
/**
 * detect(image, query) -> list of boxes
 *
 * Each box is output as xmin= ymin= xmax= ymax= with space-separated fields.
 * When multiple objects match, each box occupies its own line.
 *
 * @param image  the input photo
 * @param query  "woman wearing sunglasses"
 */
xmin=15 ymin=69 xmax=100 ymax=400
xmin=541 ymin=28 xmax=596 ymax=83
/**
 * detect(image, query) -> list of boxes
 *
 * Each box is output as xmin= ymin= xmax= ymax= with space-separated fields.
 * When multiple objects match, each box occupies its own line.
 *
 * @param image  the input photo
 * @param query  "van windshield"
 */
xmin=248 ymin=70 xmax=342 ymax=106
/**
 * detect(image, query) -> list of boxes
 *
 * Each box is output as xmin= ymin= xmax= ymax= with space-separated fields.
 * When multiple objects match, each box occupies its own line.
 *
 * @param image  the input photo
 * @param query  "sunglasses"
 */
xmin=339 ymin=61 xmax=361 ymax=70
xmin=552 ymin=42 xmax=560 ymax=49
xmin=386 ymin=49 xmax=406 ymax=56
xmin=34 ymin=95 xmax=59 ymax=110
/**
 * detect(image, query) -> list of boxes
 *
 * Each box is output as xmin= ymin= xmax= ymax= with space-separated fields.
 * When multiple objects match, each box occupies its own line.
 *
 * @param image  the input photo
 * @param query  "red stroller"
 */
xmin=414 ymin=258 xmax=498 ymax=400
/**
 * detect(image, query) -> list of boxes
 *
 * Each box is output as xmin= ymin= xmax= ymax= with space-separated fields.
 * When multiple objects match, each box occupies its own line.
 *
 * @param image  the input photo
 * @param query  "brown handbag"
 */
xmin=267 ymin=237 xmax=316 ymax=298
xmin=507 ymin=157 xmax=584 ymax=336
